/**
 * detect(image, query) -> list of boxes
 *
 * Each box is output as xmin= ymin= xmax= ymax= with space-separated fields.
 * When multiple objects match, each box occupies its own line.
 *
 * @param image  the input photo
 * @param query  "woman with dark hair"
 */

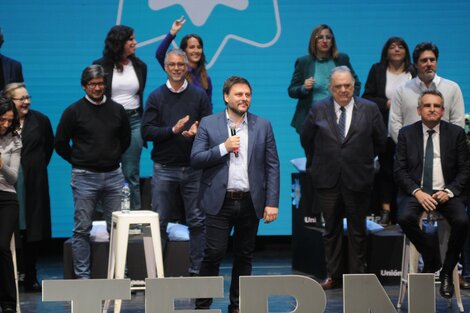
xmin=4 ymin=82 xmax=53 ymax=292
xmin=156 ymin=16 xmax=213 ymax=106
xmin=0 ymin=96 xmax=21 ymax=313
xmin=363 ymin=37 xmax=416 ymax=225
xmin=288 ymin=24 xmax=360 ymax=134
xmin=94 ymin=25 xmax=147 ymax=211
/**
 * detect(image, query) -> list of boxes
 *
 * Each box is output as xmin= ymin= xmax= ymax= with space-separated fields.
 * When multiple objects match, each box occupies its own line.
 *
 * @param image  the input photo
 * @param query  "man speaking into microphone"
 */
xmin=191 ymin=76 xmax=280 ymax=313
xmin=229 ymin=123 xmax=239 ymax=157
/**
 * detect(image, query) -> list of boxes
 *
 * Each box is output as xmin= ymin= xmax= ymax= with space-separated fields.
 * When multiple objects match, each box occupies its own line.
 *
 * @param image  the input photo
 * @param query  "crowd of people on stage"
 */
xmin=0 ymin=17 xmax=470 ymax=312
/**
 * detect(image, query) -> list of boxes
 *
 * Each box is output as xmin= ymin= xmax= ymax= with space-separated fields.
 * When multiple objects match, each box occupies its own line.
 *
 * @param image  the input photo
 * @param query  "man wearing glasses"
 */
xmin=141 ymin=48 xmax=211 ymax=276
xmin=54 ymin=64 xmax=131 ymax=279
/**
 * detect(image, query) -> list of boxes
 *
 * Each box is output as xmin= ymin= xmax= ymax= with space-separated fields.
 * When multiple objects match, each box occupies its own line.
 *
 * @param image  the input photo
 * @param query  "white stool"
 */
xmin=103 ymin=210 xmax=164 ymax=313
xmin=397 ymin=219 xmax=463 ymax=312
xmin=10 ymin=235 xmax=20 ymax=313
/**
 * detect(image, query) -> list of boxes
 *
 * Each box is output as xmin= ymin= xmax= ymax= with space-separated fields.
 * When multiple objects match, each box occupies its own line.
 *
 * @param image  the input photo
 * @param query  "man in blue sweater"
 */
xmin=141 ymin=48 xmax=211 ymax=276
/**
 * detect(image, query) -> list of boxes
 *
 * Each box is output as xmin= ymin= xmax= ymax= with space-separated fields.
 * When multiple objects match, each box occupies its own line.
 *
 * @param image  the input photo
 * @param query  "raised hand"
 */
xmin=170 ymin=16 xmax=186 ymax=36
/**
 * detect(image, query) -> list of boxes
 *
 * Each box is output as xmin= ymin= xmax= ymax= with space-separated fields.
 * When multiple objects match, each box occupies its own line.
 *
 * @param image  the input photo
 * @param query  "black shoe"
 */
xmin=439 ymin=271 xmax=454 ymax=299
xmin=228 ymin=305 xmax=239 ymax=313
xmin=24 ymin=279 xmax=42 ymax=292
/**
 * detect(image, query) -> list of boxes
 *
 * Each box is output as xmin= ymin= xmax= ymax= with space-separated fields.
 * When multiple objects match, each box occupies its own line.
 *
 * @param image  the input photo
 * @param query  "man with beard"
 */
xmin=141 ymin=48 xmax=211 ymax=276
xmin=54 ymin=64 xmax=131 ymax=279
xmin=191 ymin=76 xmax=280 ymax=313
xmin=389 ymin=42 xmax=465 ymax=143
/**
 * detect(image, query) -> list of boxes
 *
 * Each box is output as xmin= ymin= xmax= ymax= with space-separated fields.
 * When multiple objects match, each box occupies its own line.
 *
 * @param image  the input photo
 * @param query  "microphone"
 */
xmin=229 ymin=125 xmax=239 ymax=158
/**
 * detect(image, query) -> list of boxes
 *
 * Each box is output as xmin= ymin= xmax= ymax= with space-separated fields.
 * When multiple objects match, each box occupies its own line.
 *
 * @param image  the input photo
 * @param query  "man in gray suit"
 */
xmin=301 ymin=66 xmax=387 ymax=289
xmin=191 ymin=76 xmax=280 ymax=313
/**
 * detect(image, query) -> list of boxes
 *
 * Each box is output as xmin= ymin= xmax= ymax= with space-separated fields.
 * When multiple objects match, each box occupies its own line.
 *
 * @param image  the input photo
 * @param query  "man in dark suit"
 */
xmin=0 ymin=28 xmax=24 ymax=90
xmin=395 ymin=90 xmax=469 ymax=298
xmin=301 ymin=66 xmax=387 ymax=289
xmin=191 ymin=76 xmax=280 ymax=313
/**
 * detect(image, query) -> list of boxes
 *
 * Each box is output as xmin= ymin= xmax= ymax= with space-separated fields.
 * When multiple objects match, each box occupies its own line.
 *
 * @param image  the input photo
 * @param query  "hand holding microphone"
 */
xmin=225 ymin=125 xmax=240 ymax=157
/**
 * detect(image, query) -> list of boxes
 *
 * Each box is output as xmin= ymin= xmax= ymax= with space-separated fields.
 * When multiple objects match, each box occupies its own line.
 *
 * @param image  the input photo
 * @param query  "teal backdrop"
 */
xmin=1 ymin=0 xmax=470 ymax=237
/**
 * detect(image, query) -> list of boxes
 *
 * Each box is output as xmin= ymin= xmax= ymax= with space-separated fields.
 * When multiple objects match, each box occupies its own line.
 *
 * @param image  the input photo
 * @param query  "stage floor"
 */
xmin=18 ymin=243 xmax=470 ymax=313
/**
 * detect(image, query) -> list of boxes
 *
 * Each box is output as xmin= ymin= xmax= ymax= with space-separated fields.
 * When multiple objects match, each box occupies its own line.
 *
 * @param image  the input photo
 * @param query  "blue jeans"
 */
xmin=151 ymin=163 xmax=205 ymax=274
xmin=71 ymin=167 xmax=124 ymax=279
xmin=121 ymin=113 xmax=143 ymax=210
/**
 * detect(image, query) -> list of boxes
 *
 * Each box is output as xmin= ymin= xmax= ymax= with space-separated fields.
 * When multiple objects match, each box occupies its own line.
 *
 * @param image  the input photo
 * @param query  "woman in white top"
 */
xmin=0 ymin=96 xmax=22 ymax=313
xmin=363 ymin=37 xmax=416 ymax=225
xmin=94 ymin=25 xmax=147 ymax=211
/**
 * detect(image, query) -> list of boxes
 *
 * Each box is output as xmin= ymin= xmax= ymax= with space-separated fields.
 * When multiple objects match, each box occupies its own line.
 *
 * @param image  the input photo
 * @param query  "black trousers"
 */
xmin=195 ymin=195 xmax=259 ymax=312
xmin=316 ymin=183 xmax=370 ymax=279
xmin=397 ymin=195 xmax=469 ymax=273
xmin=0 ymin=190 xmax=18 ymax=309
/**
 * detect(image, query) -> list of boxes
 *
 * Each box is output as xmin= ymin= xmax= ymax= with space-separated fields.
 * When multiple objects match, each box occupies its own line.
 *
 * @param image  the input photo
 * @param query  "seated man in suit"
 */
xmin=395 ymin=90 xmax=469 ymax=298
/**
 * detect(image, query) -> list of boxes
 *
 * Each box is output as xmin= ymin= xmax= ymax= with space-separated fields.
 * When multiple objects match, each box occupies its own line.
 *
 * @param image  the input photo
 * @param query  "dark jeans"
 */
xmin=121 ymin=113 xmax=143 ymax=210
xmin=0 ymin=190 xmax=18 ymax=309
xmin=151 ymin=163 xmax=205 ymax=274
xmin=195 ymin=195 xmax=260 ymax=312
xmin=71 ymin=168 xmax=124 ymax=279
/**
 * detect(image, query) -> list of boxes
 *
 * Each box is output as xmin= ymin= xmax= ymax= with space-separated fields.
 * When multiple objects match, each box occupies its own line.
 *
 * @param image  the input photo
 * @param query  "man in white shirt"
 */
xmin=389 ymin=42 xmax=464 ymax=143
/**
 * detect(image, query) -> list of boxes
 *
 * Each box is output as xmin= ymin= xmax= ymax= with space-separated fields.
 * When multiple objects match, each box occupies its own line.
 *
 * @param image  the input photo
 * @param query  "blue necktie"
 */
xmin=422 ymin=129 xmax=435 ymax=194
xmin=337 ymin=107 xmax=346 ymax=143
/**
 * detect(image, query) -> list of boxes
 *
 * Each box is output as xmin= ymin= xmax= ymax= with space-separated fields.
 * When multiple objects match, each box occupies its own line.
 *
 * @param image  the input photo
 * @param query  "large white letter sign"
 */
xmin=240 ymin=275 xmax=326 ymax=313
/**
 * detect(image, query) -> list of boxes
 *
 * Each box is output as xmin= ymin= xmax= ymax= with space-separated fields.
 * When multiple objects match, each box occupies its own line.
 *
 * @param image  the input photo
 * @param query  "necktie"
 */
xmin=422 ymin=129 xmax=435 ymax=194
xmin=337 ymin=107 xmax=346 ymax=143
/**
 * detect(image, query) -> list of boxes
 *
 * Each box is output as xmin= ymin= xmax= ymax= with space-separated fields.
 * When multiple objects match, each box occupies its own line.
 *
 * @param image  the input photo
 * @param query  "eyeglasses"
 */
xmin=12 ymin=96 xmax=31 ymax=103
xmin=316 ymin=35 xmax=333 ymax=41
xmin=166 ymin=62 xmax=186 ymax=69
xmin=87 ymin=82 xmax=106 ymax=88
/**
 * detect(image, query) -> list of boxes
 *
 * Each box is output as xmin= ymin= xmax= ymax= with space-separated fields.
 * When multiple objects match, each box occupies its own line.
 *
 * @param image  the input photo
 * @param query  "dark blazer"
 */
xmin=1 ymin=53 xmax=24 ymax=89
xmin=190 ymin=111 xmax=280 ymax=218
xmin=93 ymin=56 xmax=147 ymax=115
xmin=362 ymin=63 xmax=416 ymax=125
xmin=288 ymin=53 xmax=361 ymax=134
xmin=394 ymin=120 xmax=469 ymax=198
xmin=20 ymin=110 xmax=54 ymax=241
xmin=300 ymin=96 xmax=387 ymax=192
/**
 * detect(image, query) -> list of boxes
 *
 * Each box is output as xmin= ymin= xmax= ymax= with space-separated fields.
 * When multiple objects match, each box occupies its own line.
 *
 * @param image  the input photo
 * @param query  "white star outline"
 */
xmin=116 ymin=0 xmax=281 ymax=69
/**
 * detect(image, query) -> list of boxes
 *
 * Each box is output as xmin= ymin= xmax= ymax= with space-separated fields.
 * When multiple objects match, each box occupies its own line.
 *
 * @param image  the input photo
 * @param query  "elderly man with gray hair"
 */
xmin=54 ymin=64 xmax=131 ymax=279
xmin=301 ymin=66 xmax=387 ymax=289
xmin=141 ymin=48 xmax=211 ymax=276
